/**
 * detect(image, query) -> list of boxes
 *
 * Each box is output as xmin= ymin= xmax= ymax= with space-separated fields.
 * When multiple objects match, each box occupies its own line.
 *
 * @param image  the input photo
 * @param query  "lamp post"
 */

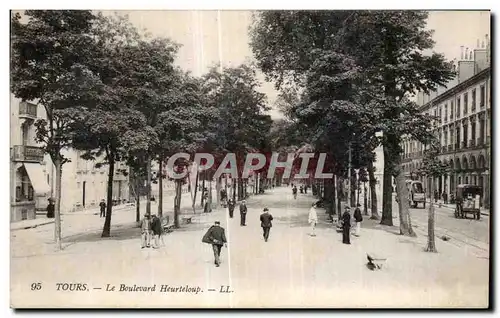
xmin=354 ymin=168 xmax=360 ymax=206
xmin=347 ymin=141 xmax=352 ymax=208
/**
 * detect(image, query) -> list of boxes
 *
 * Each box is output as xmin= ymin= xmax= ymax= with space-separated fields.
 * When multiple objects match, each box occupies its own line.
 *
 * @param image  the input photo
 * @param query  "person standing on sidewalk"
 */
xmin=240 ymin=200 xmax=248 ymax=226
xmin=292 ymin=186 xmax=298 ymax=199
xmin=46 ymin=198 xmax=55 ymax=218
xmin=260 ymin=207 xmax=273 ymax=242
xmin=151 ymin=214 xmax=162 ymax=249
xmin=308 ymin=202 xmax=318 ymax=236
xmin=353 ymin=204 xmax=363 ymax=237
xmin=202 ymin=221 xmax=227 ymax=267
xmin=140 ymin=213 xmax=152 ymax=249
xmin=228 ymin=199 xmax=235 ymax=218
xmin=341 ymin=206 xmax=351 ymax=244
xmin=99 ymin=199 xmax=106 ymax=218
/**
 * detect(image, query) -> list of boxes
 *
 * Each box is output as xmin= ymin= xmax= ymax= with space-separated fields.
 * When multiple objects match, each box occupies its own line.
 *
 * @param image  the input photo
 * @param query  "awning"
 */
xmin=23 ymin=163 xmax=51 ymax=195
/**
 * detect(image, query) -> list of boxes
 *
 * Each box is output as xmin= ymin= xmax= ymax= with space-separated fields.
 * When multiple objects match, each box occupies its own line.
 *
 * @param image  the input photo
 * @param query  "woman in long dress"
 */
xmin=308 ymin=202 xmax=318 ymax=236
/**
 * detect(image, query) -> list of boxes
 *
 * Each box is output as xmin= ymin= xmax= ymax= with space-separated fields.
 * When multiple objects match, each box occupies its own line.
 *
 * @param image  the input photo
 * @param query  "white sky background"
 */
xmin=107 ymin=10 xmax=490 ymax=119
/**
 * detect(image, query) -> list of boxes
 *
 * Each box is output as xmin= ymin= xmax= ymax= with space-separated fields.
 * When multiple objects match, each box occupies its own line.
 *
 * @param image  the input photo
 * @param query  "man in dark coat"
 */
xmin=151 ymin=214 xmax=162 ymax=249
xmin=46 ymin=199 xmax=55 ymax=218
xmin=99 ymin=199 xmax=106 ymax=218
xmin=341 ymin=206 xmax=351 ymax=244
xmin=260 ymin=207 xmax=273 ymax=242
xmin=240 ymin=200 xmax=248 ymax=226
xmin=292 ymin=186 xmax=298 ymax=199
xmin=353 ymin=204 xmax=363 ymax=237
xmin=202 ymin=221 xmax=227 ymax=267
xmin=228 ymin=199 xmax=235 ymax=218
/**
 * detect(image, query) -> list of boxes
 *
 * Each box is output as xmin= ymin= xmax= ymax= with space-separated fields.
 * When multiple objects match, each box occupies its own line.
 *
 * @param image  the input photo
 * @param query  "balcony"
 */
xmin=469 ymin=139 xmax=475 ymax=148
xmin=18 ymin=102 xmax=37 ymax=119
xmin=11 ymin=145 xmax=45 ymax=163
xmin=477 ymin=137 xmax=484 ymax=146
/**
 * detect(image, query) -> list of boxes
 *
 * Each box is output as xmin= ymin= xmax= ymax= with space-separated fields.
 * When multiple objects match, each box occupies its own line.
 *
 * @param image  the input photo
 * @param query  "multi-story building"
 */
xmin=401 ymin=36 xmax=491 ymax=208
xmin=10 ymin=95 xmax=51 ymax=221
xmin=10 ymin=95 xmax=131 ymax=222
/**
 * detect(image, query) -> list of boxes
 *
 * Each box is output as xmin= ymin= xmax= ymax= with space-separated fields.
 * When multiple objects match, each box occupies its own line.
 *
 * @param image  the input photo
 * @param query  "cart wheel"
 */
xmin=477 ymin=212 xmax=481 ymax=220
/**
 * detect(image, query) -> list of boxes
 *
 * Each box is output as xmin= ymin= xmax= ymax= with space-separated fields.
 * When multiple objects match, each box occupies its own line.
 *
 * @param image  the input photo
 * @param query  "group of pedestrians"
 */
xmin=202 ymin=199 xmax=276 ymax=267
xmin=140 ymin=213 xmax=164 ymax=249
xmin=340 ymin=204 xmax=363 ymax=244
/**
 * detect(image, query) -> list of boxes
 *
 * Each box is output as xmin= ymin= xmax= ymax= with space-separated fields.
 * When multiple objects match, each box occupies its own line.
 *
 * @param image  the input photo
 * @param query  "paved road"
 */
xmin=11 ymin=187 xmax=489 ymax=308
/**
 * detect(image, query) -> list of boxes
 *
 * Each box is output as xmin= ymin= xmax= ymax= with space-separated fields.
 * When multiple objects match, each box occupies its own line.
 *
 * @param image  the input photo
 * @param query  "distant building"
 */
xmin=401 ymin=35 xmax=491 ymax=208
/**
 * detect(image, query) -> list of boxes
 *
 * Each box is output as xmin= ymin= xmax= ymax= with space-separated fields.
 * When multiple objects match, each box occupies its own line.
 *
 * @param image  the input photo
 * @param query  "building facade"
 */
xmin=10 ymin=95 xmax=131 ymax=222
xmin=401 ymin=38 xmax=491 ymax=208
xmin=10 ymin=95 xmax=51 ymax=221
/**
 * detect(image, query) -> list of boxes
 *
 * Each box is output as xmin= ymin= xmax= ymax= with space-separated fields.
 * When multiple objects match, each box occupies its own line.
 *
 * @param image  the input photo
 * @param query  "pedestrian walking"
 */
xmin=308 ymin=202 xmax=318 ymax=236
xmin=299 ymin=185 xmax=304 ymax=194
xmin=151 ymin=214 xmax=162 ymax=249
xmin=202 ymin=221 xmax=227 ymax=267
xmin=304 ymin=185 xmax=308 ymax=194
xmin=434 ymin=189 xmax=439 ymax=203
xmin=260 ymin=208 xmax=273 ymax=242
xmin=228 ymin=199 xmax=235 ymax=218
xmin=442 ymin=191 xmax=448 ymax=204
xmin=292 ymin=186 xmax=298 ymax=199
xmin=99 ymin=199 xmax=106 ymax=218
xmin=341 ymin=206 xmax=351 ymax=244
xmin=140 ymin=213 xmax=152 ymax=248
xmin=240 ymin=200 xmax=248 ymax=226
xmin=353 ymin=204 xmax=363 ymax=237
xmin=46 ymin=198 xmax=55 ymax=218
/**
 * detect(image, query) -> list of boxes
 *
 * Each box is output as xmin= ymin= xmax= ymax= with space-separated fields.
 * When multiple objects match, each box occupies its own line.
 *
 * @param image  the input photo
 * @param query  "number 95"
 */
xmin=30 ymin=283 xmax=42 ymax=291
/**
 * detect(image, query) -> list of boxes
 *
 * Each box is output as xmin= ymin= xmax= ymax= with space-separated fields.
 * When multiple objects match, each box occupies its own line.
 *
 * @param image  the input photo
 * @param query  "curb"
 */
xmin=11 ymin=220 xmax=55 ymax=232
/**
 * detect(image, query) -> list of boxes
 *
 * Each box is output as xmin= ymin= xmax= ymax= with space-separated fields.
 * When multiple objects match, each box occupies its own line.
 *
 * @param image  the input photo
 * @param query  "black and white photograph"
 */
xmin=8 ymin=8 xmax=491 ymax=308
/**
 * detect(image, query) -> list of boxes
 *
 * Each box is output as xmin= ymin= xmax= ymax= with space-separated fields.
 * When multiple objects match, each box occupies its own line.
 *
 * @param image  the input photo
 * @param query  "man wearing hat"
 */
xmin=260 ymin=208 xmax=273 ymax=242
xmin=202 ymin=221 xmax=227 ymax=267
xmin=341 ymin=206 xmax=351 ymax=244
xmin=99 ymin=199 xmax=106 ymax=218
xmin=240 ymin=200 xmax=248 ymax=226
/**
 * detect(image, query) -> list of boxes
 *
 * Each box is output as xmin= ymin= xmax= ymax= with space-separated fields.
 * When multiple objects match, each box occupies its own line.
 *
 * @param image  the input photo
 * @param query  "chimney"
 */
xmin=474 ymin=34 xmax=490 ymax=72
xmin=460 ymin=46 xmax=464 ymax=60
xmin=458 ymin=46 xmax=475 ymax=83
xmin=477 ymin=39 xmax=480 ymax=48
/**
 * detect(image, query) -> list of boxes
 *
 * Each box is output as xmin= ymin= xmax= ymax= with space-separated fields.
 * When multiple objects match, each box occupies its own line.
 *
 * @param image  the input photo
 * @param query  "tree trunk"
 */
xmin=191 ymin=169 xmax=199 ymax=214
xmin=216 ymin=176 xmax=221 ymax=207
xmin=232 ymin=178 xmax=237 ymax=202
xmin=201 ymin=172 xmax=206 ymax=208
xmin=331 ymin=176 xmax=336 ymax=215
xmin=158 ymin=159 xmax=163 ymax=217
xmin=208 ymin=177 xmax=213 ymax=212
xmin=426 ymin=179 xmax=437 ymax=252
xmin=174 ymin=179 xmax=181 ymax=228
xmin=350 ymin=174 xmax=356 ymax=207
xmin=53 ymin=157 xmax=63 ymax=250
xmin=102 ymin=157 xmax=115 ymax=237
xmin=135 ymin=175 xmax=140 ymax=223
xmin=368 ymin=159 xmax=379 ymax=219
xmin=146 ymin=154 xmax=152 ymax=215
xmin=380 ymin=145 xmax=394 ymax=225
xmin=363 ymin=182 xmax=368 ymax=216
xmin=395 ymin=163 xmax=416 ymax=237
xmin=238 ymin=178 xmax=243 ymax=201
xmin=337 ymin=176 xmax=343 ymax=222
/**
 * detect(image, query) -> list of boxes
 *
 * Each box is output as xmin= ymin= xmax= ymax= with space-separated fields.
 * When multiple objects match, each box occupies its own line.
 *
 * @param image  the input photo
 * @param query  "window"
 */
xmin=439 ymin=107 xmax=442 ymax=123
xmin=444 ymin=104 xmax=448 ymax=121
xmin=457 ymin=98 xmax=461 ymax=117
xmin=471 ymin=88 xmax=476 ymax=111
xmin=463 ymin=92 xmax=468 ymax=115
xmin=450 ymin=101 xmax=454 ymax=119
xmin=480 ymin=85 xmax=485 ymax=107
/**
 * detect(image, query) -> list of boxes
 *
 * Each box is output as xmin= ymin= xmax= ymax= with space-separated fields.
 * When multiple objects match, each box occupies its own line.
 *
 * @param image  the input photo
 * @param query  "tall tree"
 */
xmin=250 ymin=11 xmax=454 ymax=236
xmin=11 ymin=10 xmax=96 ymax=249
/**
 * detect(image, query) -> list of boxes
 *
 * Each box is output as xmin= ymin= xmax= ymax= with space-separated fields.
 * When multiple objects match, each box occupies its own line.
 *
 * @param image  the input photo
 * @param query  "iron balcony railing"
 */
xmin=11 ymin=145 xmax=44 ymax=163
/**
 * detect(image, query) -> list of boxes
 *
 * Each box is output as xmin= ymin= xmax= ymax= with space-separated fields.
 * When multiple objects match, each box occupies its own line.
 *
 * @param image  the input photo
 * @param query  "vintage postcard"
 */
xmin=10 ymin=9 xmax=491 ymax=308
